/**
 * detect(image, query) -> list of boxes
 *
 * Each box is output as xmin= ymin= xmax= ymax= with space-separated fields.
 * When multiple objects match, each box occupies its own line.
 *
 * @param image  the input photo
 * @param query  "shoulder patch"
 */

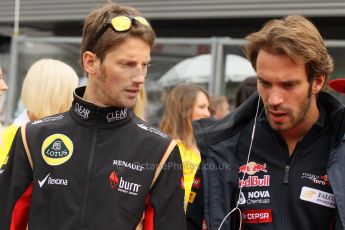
xmin=137 ymin=123 xmax=168 ymax=138
xmin=41 ymin=134 xmax=73 ymax=166
xmin=32 ymin=114 xmax=64 ymax=125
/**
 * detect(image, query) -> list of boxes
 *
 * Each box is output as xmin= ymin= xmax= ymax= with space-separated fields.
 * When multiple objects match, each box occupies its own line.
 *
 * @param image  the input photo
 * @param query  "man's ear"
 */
xmin=312 ymin=75 xmax=325 ymax=94
xmin=83 ymin=51 xmax=98 ymax=75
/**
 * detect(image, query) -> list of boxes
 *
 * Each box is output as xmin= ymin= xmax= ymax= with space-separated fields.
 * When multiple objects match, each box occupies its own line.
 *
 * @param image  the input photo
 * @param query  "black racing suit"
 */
xmin=0 ymin=87 xmax=186 ymax=230
xmin=235 ymin=104 xmax=336 ymax=229
xmin=191 ymin=92 xmax=345 ymax=230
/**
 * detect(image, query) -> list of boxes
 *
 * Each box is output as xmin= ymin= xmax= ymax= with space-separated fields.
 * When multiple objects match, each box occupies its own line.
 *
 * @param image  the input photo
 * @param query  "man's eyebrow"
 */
xmin=280 ymin=79 xmax=300 ymax=85
xmin=256 ymin=76 xmax=266 ymax=81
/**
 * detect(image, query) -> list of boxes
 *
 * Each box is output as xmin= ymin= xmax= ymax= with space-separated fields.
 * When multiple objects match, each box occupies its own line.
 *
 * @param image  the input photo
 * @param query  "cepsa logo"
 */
xmin=239 ymin=162 xmax=270 ymax=187
xmin=242 ymin=209 xmax=272 ymax=224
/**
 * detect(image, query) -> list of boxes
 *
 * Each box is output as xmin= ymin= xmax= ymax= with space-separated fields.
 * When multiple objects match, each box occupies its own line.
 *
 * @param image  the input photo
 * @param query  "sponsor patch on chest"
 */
xmin=41 ymin=134 xmax=74 ymax=166
xmin=301 ymin=173 xmax=330 ymax=186
xmin=242 ymin=209 xmax=272 ymax=224
xmin=300 ymin=186 xmax=335 ymax=208
xmin=109 ymin=171 xmax=142 ymax=196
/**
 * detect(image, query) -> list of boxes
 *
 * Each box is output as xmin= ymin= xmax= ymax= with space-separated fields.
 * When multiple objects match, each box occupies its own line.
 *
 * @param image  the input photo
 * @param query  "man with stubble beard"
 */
xmin=190 ymin=15 xmax=345 ymax=230
xmin=0 ymin=3 xmax=186 ymax=230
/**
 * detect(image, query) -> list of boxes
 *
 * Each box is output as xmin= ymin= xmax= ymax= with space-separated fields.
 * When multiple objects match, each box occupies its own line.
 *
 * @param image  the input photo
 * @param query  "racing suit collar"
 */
xmin=70 ymin=86 xmax=133 ymax=126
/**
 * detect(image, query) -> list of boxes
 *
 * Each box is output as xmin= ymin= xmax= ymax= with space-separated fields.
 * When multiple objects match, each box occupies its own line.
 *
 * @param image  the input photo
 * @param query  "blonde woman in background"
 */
xmin=0 ymin=59 xmax=79 ymax=167
xmin=160 ymin=83 xmax=211 ymax=212
xmin=133 ymin=85 xmax=148 ymax=121
xmin=0 ymin=66 xmax=8 ymax=145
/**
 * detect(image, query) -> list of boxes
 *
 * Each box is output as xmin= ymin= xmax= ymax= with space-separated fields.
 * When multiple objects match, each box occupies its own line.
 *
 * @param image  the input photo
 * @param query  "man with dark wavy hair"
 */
xmin=192 ymin=15 xmax=345 ymax=230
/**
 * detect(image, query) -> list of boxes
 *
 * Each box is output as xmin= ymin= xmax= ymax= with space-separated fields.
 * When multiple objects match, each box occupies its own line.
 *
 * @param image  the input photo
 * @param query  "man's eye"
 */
xmin=259 ymin=80 xmax=270 ymax=88
xmin=126 ymin=62 xmax=136 ymax=67
xmin=143 ymin=63 xmax=150 ymax=68
xmin=283 ymin=83 xmax=295 ymax=90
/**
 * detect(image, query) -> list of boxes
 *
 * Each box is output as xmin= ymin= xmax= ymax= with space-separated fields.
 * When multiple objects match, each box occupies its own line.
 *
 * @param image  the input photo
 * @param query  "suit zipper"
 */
xmin=283 ymin=165 xmax=290 ymax=184
xmin=281 ymin=163 xmax=290 ymax=230
xmin=281 ymin=149 xmax=297 ymax=230
xmin=80 ymin=127 xmax=98 ymax=227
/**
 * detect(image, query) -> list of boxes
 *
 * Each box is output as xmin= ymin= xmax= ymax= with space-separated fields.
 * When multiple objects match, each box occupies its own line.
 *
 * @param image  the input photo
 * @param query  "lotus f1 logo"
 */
xmin=109 ymin=171 xmax=120 ymax=189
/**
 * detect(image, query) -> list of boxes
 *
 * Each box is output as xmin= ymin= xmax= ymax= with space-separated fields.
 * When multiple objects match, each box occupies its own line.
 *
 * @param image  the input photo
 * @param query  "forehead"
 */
xmin=195 ymin=91 xmax=209 ymax=103
xmin=104 ymin=37 xmax=151 ymax=60
xmin=256 ymin=49 xmax=307 ymax=82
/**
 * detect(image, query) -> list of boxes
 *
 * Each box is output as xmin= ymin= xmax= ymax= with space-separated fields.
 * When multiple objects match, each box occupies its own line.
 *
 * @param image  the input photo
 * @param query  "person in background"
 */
xmin=235 ymin=76 xmax=257 ymax=107
xmin=193 ymin=15 xmax=345 ymax=229
xmin=210 ymin=95 xmax=231 ymax=119
xmin=0 ymin=58 xmax=79 ymax=168
xmin=133 ymin=85 xmax=148 ymax=121
xmin=0 ymin=2 xmax=186 ymax=230
xmin=148 ymin=90 xmax=167 ymax=128
xmin=159 ymin=84 xmax=210 ymax=218
xmin=0 ymin=66 xmax=8 ymax=145
xmin=0 ymin=66 xmax=7 ymax=99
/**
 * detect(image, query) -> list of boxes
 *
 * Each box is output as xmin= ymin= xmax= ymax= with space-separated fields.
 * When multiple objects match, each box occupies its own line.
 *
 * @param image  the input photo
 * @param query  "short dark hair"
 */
xmin=244 ymin=15 xmax=333 ymax=85
xmin=80 ymin=2 xmax=156 ymax=67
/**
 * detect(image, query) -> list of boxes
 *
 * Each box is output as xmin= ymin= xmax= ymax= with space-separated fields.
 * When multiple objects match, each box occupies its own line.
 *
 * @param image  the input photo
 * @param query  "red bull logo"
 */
xmin=239 ymin=175 xmax=270 ymax=187
xmin=239 ymin=161 xmax=268 ymax=175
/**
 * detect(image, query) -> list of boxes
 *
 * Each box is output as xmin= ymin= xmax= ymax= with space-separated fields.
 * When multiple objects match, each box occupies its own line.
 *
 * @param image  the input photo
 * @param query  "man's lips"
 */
xmin=268 ymin=111 xmax=287 ymax=123
xmin=125 ymin=89 xmax=140 ymax=98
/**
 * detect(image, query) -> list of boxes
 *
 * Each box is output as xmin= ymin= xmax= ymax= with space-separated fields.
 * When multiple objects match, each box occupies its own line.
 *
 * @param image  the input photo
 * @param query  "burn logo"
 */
xmin=109 ymin=171 xmax=120 ymax=189
xmin=108 ymin=171 xmax=141 ymax=196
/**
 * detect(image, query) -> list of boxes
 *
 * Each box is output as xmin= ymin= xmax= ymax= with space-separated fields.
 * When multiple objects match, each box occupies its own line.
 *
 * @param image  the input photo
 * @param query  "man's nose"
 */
xmin=268 ymin=90 xmax=283 ymax=105
xmin=132 ymin=67 xmax=146 ymax=84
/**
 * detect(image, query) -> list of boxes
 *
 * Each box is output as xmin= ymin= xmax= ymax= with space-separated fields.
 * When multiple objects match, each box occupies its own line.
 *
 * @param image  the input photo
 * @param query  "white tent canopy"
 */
xmin=158 ymin=54 xmax=256 ymax=87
